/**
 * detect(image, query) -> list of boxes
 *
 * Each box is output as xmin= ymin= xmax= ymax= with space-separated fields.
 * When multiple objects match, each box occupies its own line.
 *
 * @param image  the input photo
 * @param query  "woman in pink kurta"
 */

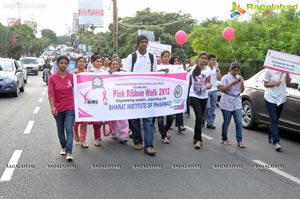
xmin=108 ymin=58 xmax=129 ymax=143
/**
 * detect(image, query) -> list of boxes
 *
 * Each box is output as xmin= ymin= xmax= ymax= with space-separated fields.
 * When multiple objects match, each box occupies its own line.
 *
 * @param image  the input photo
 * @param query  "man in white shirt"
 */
xmin=123 ymin=35 xmax=157 ymax=156
xmin=202 ymin=54 xmax=222 ymax=129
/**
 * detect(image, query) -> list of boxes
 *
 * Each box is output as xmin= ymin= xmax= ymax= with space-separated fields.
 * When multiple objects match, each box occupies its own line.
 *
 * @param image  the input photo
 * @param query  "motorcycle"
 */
xmin=43 ymin=67 xmax=50 ymax=85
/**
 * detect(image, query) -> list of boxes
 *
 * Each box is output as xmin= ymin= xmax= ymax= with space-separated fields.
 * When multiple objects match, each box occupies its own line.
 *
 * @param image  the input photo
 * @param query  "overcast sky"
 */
xmin=0 ymin=0 xmax=298 ymax=36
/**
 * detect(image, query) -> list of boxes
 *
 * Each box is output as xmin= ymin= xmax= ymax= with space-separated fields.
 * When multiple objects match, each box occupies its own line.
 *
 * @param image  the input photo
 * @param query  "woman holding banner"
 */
xmin=165 ymin=56 xmax=186 ymax=134
xmin=72 ymin=57 xmax=89 ymax=148
xmin=89 ymin=55 xmax=106 ymax=147
xmin=264 ymin=69 xmax=291 ymax=151
xmin=108 ymin=58 xmax=129 ymax=143
xmin=153 ymin=50 xmax=172 ymax=144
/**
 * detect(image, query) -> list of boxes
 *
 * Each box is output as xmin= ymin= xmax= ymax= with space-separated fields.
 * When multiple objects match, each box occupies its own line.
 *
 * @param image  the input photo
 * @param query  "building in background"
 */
xmin=72 ymin=13 xmax=79 ymax=34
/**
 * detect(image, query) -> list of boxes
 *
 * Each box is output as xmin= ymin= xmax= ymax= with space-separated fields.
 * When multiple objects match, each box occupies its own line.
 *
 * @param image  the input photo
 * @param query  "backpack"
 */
xmin=131 ymin=52 xmax=154 ymax=72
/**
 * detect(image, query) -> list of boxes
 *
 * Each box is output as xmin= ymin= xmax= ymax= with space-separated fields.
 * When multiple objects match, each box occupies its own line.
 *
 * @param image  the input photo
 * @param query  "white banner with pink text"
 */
xmin=263 ymin=49 xmax=300 ymax=75
xmin=74 ymin=72 xmax=188 ymax=122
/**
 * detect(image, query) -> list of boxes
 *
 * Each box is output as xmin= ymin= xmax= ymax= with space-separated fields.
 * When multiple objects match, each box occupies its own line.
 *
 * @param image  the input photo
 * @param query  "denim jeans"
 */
xmin=202 ymin=90 xmax=218 ymax=126
xmin=190 ymin=97 xmax=207 ymax=142
xmin=221 ymin=109 xmax=243 ymax=142
xmin=130 ymin=117 xmax=154 ymax=150
xmin=265 ymin=100 xmax=284 ymax=144
xmin=54 ymin=110 xmax=75 ymax=154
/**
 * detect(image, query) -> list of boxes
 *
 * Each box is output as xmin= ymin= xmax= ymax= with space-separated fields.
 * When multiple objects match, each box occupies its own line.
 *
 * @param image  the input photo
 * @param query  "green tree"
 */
xmin=189 ymin=10 xmax=300 ymax=78
xmin=8 ymin=24 xmax=36 ymax=59
xmin=0 ymin=24 xmax=11 ymax=57
xmin=41 ymin=29 xmax=57 ymax=44
xmin=74 ymin=8 xmax=198 ymax=60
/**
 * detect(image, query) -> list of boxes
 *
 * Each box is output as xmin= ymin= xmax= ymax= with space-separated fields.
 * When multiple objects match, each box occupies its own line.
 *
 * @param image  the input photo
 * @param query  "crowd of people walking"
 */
xmin=48 ymin=35 xmax=287 ymax=161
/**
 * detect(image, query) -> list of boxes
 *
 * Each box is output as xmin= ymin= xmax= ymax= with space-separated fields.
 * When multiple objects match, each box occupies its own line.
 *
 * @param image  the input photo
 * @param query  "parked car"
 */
xmin=20 ymin=57 xmax=39 ymax=75
xmin=0 ymin=58 xmax=25 ymax=97
xmin=37 ymin=58 xmax=45 ymax=71
xmin=241 ymin=69 xmax=300 ymax=133
xmin=17 ymin=61 xmax=28 ymax=83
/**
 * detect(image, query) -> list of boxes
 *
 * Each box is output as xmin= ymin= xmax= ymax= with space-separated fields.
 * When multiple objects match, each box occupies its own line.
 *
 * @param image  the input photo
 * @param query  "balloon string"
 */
xmin=229 ymin=41 xmax=237 ymax=62
xmin=180 ymin=45 xmax=187 ymax=60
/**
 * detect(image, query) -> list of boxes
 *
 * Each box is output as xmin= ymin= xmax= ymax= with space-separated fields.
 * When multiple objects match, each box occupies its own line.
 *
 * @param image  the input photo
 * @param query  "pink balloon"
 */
xmin=223 ymin=27 xmax=235 ymax=41
xmin=175 ymin=30 xmax=187 ymax=46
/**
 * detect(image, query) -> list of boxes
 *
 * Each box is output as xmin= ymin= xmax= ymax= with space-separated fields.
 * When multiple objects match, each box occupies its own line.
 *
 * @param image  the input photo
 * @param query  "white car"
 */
xmin=20 ymin=57 xmax=39 ymax=75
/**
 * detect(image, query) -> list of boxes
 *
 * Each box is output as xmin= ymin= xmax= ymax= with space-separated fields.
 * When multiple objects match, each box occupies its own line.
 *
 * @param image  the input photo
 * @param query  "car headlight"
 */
xmin=4 ymin=76 xmax=14 ymax=84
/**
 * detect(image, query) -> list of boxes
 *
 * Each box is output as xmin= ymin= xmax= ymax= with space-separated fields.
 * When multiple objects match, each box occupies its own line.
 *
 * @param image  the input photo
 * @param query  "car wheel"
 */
xmin=20 ymin=82 xmax=25 ymax=92
xmin=12 ymin=86 xmax=20 ymax=97
xmin=242 ymin=100 xmax=258 ymax=129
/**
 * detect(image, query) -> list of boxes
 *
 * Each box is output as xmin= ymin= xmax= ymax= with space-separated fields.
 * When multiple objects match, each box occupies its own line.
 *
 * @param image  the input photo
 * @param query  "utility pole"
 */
xmin=16 ymin=1 xmax=21 ymax=22
xmin=112 ymin=0 xmax=118 ymax=54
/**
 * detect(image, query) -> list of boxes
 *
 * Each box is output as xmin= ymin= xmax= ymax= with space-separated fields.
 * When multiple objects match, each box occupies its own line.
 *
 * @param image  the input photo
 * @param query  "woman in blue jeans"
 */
xmin=48 ymin=55 xmax=75 ymax=161
xmin=264 ymin=69 xmax=291 ymax=151
xmin=219 ymin=62 xmax=245 ymax=148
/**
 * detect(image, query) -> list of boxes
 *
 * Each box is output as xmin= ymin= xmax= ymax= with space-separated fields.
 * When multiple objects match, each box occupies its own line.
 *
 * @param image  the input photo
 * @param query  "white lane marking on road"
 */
xmin=0 ymin=150 xmax=23 ymax=182
xmin=33 ymin=106 xmax=40 ymax=114
xmin=39 ymin=97 xmax=43 ymax=103
xmin=185 ymin=126 xmax=214 ymax=140
xmin=42 ymin=91 xmax=46 ymax=95
xmin=253 ymin=160 xmax=300 ymax=185
xmin=24 ymin=121 xmax=34 ymax=134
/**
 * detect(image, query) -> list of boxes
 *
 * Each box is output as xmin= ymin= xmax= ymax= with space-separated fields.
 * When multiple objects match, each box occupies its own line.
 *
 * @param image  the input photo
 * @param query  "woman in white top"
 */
xmin=264 ymin=69 xmax=291 ymax=151
xmin=219 ymin=62 xmax=245 ymax=148
xmin=189 ymin=52 xmax=211 ymax=149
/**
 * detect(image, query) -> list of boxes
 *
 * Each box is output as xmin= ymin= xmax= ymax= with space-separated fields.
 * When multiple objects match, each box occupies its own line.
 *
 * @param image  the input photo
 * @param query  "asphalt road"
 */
xmin=0 ymin=73 xmax=300 ymax=199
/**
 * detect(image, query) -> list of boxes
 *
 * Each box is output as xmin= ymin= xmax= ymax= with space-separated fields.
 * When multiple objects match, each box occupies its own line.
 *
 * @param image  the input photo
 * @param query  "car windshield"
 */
xmin=0 ymin=60 xmax=13 ymax=71
xmin=21 ymin=59 xmax=38 ymax=64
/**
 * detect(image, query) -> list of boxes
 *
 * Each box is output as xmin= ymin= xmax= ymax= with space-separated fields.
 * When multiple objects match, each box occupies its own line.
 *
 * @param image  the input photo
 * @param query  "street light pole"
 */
xmin=112 ymin=0 xmax=118 ymax=54
xmin=16 ymin=1 xmax=21 ymax=22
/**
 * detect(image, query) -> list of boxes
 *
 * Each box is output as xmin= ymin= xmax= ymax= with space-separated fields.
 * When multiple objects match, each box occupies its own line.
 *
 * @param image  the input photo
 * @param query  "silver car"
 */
xmin=0 ymin=58 xmax=25 ymax=97
xmin=20 ymin=57 xmax=39 ymax=75
xmin=241 ymin=69 xmax=300 ymax=133
xmin=17 ymin=61 xmax=28 ymax=83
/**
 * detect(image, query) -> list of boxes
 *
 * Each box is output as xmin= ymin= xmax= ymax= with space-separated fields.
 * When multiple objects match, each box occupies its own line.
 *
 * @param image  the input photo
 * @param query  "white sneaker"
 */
xmin=275 ymin=143 xmax=282 ymax=151
xmin=162 ymin=137 xmax=170 ymax=144
xmin=66 ymin=154 xmax=73 ymax=161
xmin=60 ymin=149 xmax=66 ymax=155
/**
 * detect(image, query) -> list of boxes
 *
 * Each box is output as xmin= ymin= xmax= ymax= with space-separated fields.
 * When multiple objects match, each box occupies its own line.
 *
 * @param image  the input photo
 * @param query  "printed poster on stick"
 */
xmin=74 ymin=72 xmax=188 ymax=122
xmin=263 ymin=49 xmax=300 ymax=75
